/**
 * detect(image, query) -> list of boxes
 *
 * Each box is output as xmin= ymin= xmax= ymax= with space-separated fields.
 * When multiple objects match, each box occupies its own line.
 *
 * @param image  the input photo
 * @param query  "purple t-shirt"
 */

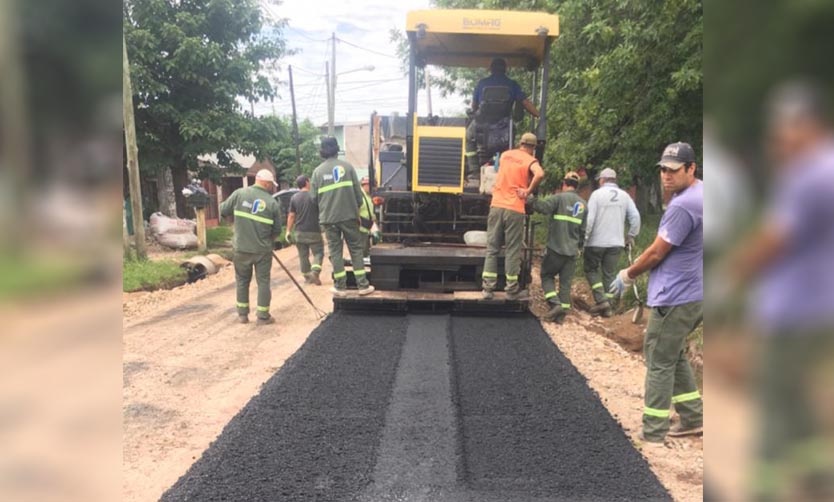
xmin=752 ymin=139 xmax=834 ymax=331
xmin=648 ymin=180 xmax=704 ymax=307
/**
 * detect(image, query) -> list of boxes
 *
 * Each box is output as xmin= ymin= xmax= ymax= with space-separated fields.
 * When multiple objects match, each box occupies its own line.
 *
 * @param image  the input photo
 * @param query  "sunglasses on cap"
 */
xmin=658 ymin=163 xmax=691 ymax=174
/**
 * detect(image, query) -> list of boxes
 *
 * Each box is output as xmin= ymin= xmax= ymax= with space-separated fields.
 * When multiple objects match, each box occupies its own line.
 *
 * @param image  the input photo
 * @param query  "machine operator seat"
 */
xmin=470 ymin=86 xmax=520 ymax=174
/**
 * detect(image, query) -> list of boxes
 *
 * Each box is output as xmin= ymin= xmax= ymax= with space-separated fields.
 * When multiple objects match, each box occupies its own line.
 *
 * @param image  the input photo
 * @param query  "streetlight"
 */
xmin=327 ymin=64 xmax=375 ymax=135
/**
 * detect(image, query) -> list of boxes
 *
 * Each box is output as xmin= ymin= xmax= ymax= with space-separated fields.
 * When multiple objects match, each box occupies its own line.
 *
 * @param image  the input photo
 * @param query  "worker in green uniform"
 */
xmin=358 ymin=176 xmax=377 ymax=258
xmin=527 ymin=171 xmax=587 ymax=323
xmin=286 ymin=174 xmax=324 ymax=285
xmin=310 ymin=137 xmax=375 ymax=297
xmin=219 ymin=169 xmax=283 ymax=325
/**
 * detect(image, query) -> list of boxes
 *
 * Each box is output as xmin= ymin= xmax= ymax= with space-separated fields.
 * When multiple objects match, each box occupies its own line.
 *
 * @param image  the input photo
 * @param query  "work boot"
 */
xmin=601 ymin=306 xmax=614 ymax=318
xmin=330 ymin=287 xmax=348 ymax=298
xmin=303 ymin=272 xmax=314 ymax=284
xmin=505 ymin=289 xmax=529 ymax=301
xmin=311 ymin=272 xmax=322 ymax=286
xmin=238 ymin=314 xmax=249 ymax=324
xmin=668 ymin=423 xmax=703 ymax=438
xmin=357 ymin=285 xmax=375 ymax=296
xmin=542 ymin=303 xmax=565 ymax=322
xmin=481 ymin=289 xmax=494 ymax=300
xmin=637 ymin=431 xmax=667 ymax=448
xmin=256 ymin=315 xmax=275 ymax=326
xmin=588 ymin=300 xmax=611 ymax=316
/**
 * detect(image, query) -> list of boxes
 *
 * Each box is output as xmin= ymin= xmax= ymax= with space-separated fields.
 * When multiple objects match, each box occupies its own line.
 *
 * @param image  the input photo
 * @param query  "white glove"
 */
xmin=609 ymin=268 xmax=634 ymax=298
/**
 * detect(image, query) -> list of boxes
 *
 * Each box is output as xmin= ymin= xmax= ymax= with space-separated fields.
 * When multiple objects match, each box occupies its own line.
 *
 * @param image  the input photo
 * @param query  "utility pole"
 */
xmin=328 ymin=32 xmax=336 ymax=136
xmin=123 ymin=35 xmax=147 ymax=260
xmin=288 ymin=65 xmax=302 ymax=174
xmin=425 ymin=67 xmax=433 ymax=117
xmin=325 ymin=62 xmax=333 ymax=136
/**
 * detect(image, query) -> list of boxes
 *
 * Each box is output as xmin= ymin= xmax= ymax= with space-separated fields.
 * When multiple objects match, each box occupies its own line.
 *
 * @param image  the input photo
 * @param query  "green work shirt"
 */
xmin=220 ymin=185 xmax=283 ymax=254
xmin=531 ymin=190 xmax=587 ymax=256
xmin=358 ymin=191 xmax=376 ymax=234
xmin=310 ymin=157 xmax=364 ymax=225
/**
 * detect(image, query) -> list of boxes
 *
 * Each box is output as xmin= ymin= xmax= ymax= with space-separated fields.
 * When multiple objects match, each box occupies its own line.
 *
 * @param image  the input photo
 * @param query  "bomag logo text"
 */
xmin=463 ymin=18 xmax=501 ymax=30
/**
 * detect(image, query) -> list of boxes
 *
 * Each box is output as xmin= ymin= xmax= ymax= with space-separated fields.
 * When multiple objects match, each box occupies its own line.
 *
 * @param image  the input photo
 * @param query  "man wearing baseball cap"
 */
xmin=286 ymin=174 xmax=324 ymax=285
xmin=309 ymin=136 xmax=375 ymax=297
xmin=465 ymin=59 xmax=541 ymax=183
xmin=584 ymin=167 xmax=641 ymax=317
xmin=481 ymin=132 xmax=544 ymax=300
xmin=527 ymin=171 xmax=587 ymax=323
xmin=219 ymin=168 xmax=283 ymax=325
xmin=610 ymin=141 xmax=703 ymax=445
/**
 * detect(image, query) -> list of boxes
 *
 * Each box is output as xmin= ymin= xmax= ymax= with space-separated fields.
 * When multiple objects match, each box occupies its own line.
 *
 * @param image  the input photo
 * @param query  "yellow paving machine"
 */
xmin=337 ymin=9 xmax=559 ymax=312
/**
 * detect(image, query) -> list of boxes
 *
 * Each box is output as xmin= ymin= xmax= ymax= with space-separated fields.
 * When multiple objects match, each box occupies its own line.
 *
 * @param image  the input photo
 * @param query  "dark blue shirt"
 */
xmin=473 ymin=74 xmax=526 ymax=106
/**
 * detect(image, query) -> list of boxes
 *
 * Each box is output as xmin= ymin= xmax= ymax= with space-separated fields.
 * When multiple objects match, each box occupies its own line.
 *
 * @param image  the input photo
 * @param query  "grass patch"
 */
xmin=0 ymin=255 xmax=88 ymax=300
xmin=207 ymin=225 xmax=233 ymax=248
xmin=123 ymin=258 xmax=187 ymax=292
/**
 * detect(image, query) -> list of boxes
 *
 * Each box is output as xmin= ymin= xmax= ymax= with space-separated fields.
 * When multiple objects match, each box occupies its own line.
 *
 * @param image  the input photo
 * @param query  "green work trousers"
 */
xmin=752 ymin=330 xmax=834 ymax=500
xmin=294 ymin=231 xmax=324 ymax=277
xmin=540 ymin=249 xmax=575 ymax=310
xmin=482 ymin=206 xmax=525 ymax=294
xmin=642 ymin=301 xmax=704 ymax=440
xmin=234 ymin=251 xmax=273 ymax=319
xmin=323 ymin=219 xmax=369 ymax=290
xmin=584 ymin=246 xmax=622 ymax=305
xmin=360 ymin=227 xmax=371 ymax=257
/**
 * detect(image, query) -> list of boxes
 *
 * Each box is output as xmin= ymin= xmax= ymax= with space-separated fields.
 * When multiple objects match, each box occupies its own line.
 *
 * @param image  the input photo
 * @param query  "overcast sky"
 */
xmin=256 ymin=0 xmax=466 ymax=125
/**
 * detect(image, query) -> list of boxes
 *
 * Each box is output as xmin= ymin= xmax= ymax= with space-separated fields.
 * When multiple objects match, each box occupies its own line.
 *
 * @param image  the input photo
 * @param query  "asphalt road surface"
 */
xmin=162 ymin=312 xmax=670 ymax=501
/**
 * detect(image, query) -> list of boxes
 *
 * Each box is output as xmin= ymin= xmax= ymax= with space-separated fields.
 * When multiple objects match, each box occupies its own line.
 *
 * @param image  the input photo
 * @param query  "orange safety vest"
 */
xmin=490 ymin=148 xmax=538 ymax=214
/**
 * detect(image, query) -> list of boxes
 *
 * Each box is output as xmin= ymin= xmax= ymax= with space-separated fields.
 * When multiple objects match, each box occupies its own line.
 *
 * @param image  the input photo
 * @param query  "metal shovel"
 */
xmin=626 ymin=244 xmax=644 ymax=324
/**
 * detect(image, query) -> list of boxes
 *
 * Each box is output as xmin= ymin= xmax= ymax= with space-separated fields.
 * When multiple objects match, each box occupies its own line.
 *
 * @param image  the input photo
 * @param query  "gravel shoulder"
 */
xmin=123 ymin=250 xmax=703 ymax=502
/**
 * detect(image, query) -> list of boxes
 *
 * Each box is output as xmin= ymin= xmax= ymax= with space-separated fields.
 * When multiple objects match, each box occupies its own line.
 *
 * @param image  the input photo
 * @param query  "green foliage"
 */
xmin=705 ymin=0 xmax=834 ymax=153
xmin=206 ymin=225 xmax=233 ymax=248
xmin=125 ymin=0 xmax=289 ymax=211
xmin=0 ymin=256 xmax=87 ymax=300
xmin=123 ymin=257 xmax=187 ymax=292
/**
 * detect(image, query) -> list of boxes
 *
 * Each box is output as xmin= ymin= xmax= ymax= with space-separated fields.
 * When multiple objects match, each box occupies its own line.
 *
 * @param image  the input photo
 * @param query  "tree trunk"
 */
xmin=635 ymin=170 xmax=662 ymax=216
xmin=157 ymin=166 xmax=177 ymax=217
xmin=171 ymin=163 xmax=190 ymax=218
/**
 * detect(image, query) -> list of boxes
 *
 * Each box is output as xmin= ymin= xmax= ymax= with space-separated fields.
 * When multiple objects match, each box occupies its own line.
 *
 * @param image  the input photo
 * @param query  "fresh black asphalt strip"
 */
xmin=161 ymin=312 xmax=670 ymax=501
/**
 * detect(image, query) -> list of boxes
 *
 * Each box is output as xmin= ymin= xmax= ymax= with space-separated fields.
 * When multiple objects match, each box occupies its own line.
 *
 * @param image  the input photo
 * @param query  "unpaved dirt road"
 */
xmin=123 ymin=247 xmax=703 ymax=501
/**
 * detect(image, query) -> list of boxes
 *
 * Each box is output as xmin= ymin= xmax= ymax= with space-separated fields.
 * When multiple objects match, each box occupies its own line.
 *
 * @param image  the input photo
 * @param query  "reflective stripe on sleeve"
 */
xmin=554 ymin=214 xmax=582 ymax=225
xmin=234 ymin=210 xmax=274 ymax=225
xmin=318 ymin=180 xmax=354 ymax=194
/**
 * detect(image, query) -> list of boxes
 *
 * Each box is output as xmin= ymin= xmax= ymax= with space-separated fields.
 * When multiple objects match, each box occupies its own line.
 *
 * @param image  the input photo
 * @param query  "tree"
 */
xmin=124 ymin=0 xmax=288 ymax=216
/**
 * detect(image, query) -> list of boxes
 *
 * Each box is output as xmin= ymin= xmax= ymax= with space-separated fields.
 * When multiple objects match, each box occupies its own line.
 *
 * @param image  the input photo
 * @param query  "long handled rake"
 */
xmin=626 ymin=244 xmax=644 ymax=324
xmin=272 ymin=251 xmax=328 ymax=320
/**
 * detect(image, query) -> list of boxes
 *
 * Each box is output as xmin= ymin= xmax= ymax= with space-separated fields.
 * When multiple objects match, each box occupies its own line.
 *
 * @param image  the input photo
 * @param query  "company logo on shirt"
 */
xmin=332 ymin=165 xmax=346 ymax=182
xmin=250 ymin=199 xmax=267 ymax=214
xmin=572 ymin=202 xmax=585 ymax=217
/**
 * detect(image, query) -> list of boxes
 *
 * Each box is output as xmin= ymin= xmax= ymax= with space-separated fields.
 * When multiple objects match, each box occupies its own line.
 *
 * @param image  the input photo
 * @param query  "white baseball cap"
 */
xmin=255 ymin=169 xmax=277 ymax=186
xmin=596 ymin=167 xmax=617 ymax=180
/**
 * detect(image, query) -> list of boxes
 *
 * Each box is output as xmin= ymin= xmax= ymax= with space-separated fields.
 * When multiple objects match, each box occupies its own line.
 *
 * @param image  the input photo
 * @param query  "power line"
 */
xmin=287 ymin=26 xmax=330 ymax=43
xmin=336 ymin=37 xmax=399 ymax=59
